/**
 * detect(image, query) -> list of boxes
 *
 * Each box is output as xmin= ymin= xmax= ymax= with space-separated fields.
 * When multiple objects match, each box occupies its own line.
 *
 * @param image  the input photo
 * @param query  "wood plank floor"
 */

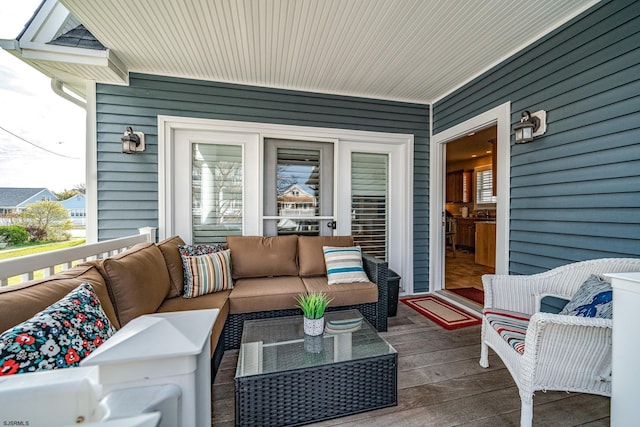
xmin=211 ymin=304 xmax=610 ymax=426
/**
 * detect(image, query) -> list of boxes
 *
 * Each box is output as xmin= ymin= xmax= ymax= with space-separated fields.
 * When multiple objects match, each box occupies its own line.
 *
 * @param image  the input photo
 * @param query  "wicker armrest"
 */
xmin=362 ymin=253 xmax=388 ymax=332
xmin=523 ymin=312 xmax=613 ymax=385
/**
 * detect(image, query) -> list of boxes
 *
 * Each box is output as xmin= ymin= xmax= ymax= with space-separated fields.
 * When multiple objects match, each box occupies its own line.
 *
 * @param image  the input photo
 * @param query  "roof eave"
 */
xmin=1 ymin=0 xmax=128 ymax=99
xmin=1 ymin=39 xmax=128 ymax=98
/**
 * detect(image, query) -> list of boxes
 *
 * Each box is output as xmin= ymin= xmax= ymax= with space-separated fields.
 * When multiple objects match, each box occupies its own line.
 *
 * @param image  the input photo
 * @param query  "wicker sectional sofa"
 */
xmin=0 ymin=234 xmax=389 ymax=377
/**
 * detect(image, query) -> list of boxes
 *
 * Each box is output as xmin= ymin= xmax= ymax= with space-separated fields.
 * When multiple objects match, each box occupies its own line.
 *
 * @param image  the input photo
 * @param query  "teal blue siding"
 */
xmin=434 ymin=0 xmax=640 ymax=274
xmin=96 ymin=75 xmax=431 ymax=292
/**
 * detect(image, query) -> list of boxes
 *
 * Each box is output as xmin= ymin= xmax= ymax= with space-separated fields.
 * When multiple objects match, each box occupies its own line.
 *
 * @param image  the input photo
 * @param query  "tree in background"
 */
xmin=0 ymin=225 xmax=29 ymax=246
xmin=73 ymin=183 xmax=86 ymax=194
xmin=19 ymin=201 xmax=72 ymax=241
xmin=53 ymin=183 xmax=86 ymax=200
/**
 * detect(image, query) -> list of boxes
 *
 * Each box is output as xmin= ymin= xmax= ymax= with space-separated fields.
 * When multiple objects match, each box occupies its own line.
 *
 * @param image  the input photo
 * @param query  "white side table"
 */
xmin=606 ymin=272 xmax=640 ymax=427
xmin=82 ymin=309 xmax=218 ymax=427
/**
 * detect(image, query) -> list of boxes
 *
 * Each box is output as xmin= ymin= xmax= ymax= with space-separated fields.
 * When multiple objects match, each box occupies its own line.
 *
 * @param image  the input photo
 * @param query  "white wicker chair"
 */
xmin=479 ymin=258 xmax=640 ymax=427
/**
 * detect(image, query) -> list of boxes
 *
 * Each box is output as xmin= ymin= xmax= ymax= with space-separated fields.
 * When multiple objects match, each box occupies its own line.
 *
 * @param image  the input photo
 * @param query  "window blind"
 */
xmin=475 ymin=165 xmax=496 ymax=205
xmin=351 ymin=152 xmax=388 ymax=260
xmin=191 ymin=143 xmax=243 ymax=243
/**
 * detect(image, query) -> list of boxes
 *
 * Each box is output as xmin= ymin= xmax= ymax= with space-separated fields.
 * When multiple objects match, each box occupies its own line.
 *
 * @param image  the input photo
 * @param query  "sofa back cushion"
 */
xmin=156 ymin=235 xmax=186 ymax=298
xmin=99 ymin=242 xmax=171 ymax=326
xmin=227 ymin=235 xmax=298 ymax=279
xmin=0 ymin=263 xmax=119 ymax=333
xmin=298 ymin=235 xmax=354 ymax=277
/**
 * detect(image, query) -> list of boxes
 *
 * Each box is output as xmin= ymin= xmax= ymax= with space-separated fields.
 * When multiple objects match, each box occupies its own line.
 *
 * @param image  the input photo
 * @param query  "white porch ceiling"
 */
xmin=60 ymin=0 xmax=598 ymax=104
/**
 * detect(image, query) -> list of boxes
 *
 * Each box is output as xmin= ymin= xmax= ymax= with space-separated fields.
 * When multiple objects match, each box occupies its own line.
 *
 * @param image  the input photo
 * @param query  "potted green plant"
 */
xmin=296 ymin=292 xmax=333 ymax=336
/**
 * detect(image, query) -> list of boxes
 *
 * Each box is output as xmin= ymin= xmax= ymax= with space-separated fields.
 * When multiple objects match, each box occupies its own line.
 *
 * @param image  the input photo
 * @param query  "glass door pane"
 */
xmin=192 ymin=143 xmax=243 ymax=243
xmin=264 ymin=139 xmax=334 ymax=236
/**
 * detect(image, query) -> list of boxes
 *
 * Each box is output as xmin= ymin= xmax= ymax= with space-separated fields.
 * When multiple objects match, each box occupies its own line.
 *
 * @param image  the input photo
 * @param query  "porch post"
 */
xmin=85 ymin=80 xmax=98 ymax=243
xmin=138 ymin=227 xmax=157 ymax=243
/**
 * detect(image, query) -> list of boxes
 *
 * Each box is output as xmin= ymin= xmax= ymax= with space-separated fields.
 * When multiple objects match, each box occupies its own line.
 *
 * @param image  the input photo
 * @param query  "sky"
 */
xmin=0 ymin=1 xmax=86 ymax=192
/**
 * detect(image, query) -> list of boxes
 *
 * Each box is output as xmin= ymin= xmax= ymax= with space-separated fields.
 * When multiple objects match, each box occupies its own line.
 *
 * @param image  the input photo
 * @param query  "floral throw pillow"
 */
xmin=178 ymin=243 xmax=225 ymax=287
xmin=0 ymin=282 xmax=116 ymax=376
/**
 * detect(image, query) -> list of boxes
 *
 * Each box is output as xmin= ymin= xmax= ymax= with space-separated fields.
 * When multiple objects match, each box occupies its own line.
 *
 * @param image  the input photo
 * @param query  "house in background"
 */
xmin=0 ymin=187 xmax=57 ymax=216
xmin=278 ymin=184 xmax=317 ymax=216
xmin=59 ymin=193 xmax=86 ymax=226
xmin=277 ymin=183 xmax=318 ymax=234
xmin=1 ymin=0 xmax=638 ymax=297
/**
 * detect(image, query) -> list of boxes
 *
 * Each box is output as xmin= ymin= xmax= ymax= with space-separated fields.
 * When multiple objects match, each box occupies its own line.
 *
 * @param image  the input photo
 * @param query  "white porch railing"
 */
xmin=0 ymin=227 xmax=156 ymax=287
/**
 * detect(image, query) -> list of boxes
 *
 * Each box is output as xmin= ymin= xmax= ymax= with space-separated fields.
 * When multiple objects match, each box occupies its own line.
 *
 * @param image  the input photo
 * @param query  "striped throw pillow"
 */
xmin=182 ymin=249 xmax=233 ymax=298
xmin=323 ymin=246 xmax=370 ymax=285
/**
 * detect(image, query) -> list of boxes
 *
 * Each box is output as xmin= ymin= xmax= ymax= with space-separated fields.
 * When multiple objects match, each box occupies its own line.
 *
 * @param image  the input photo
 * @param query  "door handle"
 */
xmin=327 ymin=221 xmax=337 ymax=229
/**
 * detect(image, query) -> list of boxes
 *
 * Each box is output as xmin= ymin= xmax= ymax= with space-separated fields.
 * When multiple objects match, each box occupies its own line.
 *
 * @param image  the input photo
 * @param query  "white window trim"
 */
xmin=158 ymin=115 xmax=414 ymax=293
xmin=430 ymin=102 xmax=511 ymax=295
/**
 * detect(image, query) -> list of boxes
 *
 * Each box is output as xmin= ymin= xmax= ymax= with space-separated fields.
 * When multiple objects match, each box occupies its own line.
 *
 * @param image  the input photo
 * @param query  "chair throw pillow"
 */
xmin=559 ymin=274 xmax=613 ymax=318
xmin=182 ymin=249 xmax=233 ymax=298
xmin=0 ymin=282 xmax=116 ymax=376
xmin=178 ymin=243 xmax=225 ymax=285
xmin=323 ymin=246 xmax=370 ymax=285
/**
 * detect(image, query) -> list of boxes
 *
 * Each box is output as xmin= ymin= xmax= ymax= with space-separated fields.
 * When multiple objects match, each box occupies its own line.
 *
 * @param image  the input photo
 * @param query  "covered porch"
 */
xmin=1 ymin=0 xmax=639 ymax=425
xmin=210 ymin=302 xmax=610 ymax=426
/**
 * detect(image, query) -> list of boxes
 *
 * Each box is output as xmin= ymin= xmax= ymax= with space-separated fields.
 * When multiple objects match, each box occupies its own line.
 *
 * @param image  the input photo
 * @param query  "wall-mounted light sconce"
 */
xmin=513 ymin=110 xmax=547 ymax=144
xmin=121 ymin=126 xmax=145 ymax=154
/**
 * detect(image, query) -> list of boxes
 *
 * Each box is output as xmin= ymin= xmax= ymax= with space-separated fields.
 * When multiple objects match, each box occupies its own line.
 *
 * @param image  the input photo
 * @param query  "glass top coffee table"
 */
xmin=235 ymin=309 xmax=397 ymax=426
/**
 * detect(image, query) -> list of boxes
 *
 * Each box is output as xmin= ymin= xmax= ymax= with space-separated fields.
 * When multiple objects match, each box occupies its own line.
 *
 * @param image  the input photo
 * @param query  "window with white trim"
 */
xmin=475 ymin=165 xmax=496 ymax=205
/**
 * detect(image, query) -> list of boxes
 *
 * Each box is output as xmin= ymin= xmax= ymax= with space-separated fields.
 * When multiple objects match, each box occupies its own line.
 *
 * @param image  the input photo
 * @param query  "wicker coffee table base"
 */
xmin=235 ymin=353 xmax=398 ymax=426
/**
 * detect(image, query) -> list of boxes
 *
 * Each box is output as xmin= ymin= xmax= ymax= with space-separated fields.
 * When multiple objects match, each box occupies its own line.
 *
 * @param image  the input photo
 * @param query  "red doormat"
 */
xmin=401 ymin=295 xmax=481 ymax=330
xmin=449 ymin=287 xmax=485 ymax=305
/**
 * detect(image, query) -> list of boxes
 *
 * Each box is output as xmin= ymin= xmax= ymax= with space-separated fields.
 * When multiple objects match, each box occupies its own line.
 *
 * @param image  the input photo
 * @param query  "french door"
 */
xmin=172 ymin=129 xmax=260 ymax=242
xmin=161 ymin=117 xmax=413 ymax=293
xmin=263 ymin=138 xmax=335 ymax=237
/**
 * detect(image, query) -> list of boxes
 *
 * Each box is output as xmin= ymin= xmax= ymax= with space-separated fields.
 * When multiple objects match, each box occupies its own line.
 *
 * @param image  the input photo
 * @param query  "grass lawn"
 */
xmin=0 ymin=239 xmax=86 ymax=261
xmin=0 ymin=239 xmax=86 ymax=285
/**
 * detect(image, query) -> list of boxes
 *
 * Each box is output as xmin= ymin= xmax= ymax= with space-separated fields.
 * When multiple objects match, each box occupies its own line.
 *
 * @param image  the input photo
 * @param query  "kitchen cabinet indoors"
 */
xmin=456 ymin=218 xmax=476 ymax=249
xmin=446 ymin=170 xmax=472 ymax=203
xmin=475 ymin=221 xmax=496 ymax=267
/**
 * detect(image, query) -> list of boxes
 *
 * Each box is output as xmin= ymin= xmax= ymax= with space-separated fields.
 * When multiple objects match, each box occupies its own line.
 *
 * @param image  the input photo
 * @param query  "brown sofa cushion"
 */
xmin=301 ymin=276 xmax=378 ymax=306
xmin=229 ymin=276 xmax=307 ymax=314
xmin=157 ymin=291 xmax=230 ymax=356
xmin=227 ymin=235 xmax=299 ymax=279
xmin=99 ymin=242 xmax=171 ymax=326
xmin=298 ymin=235 xmax=354 ymax=277
xmin=157 ymin=235 xmax=186 ymax=298
xmin=0 ymin=263 xmax=120 ymax=333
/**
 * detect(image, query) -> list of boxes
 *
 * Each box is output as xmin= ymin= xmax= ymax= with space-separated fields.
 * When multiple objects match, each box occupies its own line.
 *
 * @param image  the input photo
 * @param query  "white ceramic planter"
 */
xmin=303 ymin=316 xmax=324 ymax=336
